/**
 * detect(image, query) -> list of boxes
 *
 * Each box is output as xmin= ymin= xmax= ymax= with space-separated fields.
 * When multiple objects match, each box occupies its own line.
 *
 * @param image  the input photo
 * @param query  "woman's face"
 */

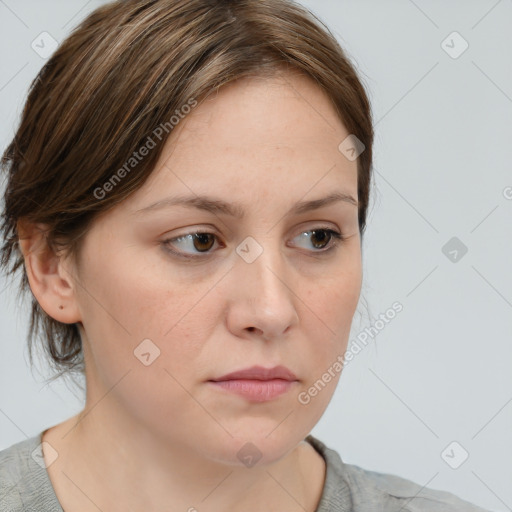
xmin=69 ymin=70 xmax=362 ymax=465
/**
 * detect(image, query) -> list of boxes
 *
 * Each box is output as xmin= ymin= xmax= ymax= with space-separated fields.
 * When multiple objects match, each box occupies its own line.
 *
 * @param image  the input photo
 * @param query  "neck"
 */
xmin=43 ymin=404 xmax=326 ymax=512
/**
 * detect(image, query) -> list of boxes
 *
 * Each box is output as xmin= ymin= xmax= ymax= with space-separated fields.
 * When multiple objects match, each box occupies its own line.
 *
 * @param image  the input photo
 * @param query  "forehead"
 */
xmin=177 ymin=71 xmax=350 ymax=152
xmin=128 ymin=71 xmax=358 ymax=212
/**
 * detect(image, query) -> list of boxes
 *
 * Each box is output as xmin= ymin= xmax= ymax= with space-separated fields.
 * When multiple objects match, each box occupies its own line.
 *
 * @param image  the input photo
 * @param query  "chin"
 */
xmin=203 ymin=427 xmax=303 ymax=468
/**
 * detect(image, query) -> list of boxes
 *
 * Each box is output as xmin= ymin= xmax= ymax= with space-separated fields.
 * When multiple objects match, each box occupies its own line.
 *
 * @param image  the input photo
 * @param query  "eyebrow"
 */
xmin=134 ymin=191 xmax=358 ymax=218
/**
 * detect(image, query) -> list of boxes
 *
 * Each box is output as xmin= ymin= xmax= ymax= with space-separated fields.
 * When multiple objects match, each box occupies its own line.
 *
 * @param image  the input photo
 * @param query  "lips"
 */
xmin=208 ymin=365 xmax=298 ymax=402
xmin=209 ymin=365 xmax=298 ymax=382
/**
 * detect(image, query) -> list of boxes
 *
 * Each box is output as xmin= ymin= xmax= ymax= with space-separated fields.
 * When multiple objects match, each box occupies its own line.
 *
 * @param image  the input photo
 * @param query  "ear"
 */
xmin=17 ymin=220 xmax=82 ymax=324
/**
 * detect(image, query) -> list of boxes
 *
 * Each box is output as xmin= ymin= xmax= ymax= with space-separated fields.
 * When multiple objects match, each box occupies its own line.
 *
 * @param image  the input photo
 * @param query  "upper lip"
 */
xmin=210 ymin=365 xmax=298 ymax=382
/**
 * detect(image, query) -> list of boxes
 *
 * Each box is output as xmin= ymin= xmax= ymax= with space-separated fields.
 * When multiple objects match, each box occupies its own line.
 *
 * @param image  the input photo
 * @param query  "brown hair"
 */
xmin=0 ymin=0 xmax=374 ymax=379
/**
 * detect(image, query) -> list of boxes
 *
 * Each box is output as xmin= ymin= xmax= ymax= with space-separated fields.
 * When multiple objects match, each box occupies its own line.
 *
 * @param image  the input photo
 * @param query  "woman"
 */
xmin=0 ymin=0 xmax=490 ymax=510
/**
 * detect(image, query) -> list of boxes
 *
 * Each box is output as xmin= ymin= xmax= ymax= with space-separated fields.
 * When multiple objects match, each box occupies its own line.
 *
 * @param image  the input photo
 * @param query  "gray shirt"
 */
xmin=0 ymin=432 xmax=490 ymax=511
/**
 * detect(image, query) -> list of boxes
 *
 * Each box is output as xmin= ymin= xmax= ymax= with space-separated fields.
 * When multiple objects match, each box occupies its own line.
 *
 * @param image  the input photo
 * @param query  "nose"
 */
xmin=226 ymin=238 xmax=300 ymax=342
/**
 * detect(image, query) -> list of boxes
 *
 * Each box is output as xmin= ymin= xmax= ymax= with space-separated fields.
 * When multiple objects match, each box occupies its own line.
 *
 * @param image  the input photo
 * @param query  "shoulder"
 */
xmin=306 ymin=435 xmax=491 ymax=512
xmin=341 ymin=462 xmax=490 ymax=512
xmin=0 ymin=433 xmax=62 ymax=512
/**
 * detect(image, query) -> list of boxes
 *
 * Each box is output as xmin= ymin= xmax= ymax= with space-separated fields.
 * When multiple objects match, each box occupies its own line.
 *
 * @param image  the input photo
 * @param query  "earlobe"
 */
xmin=17 ymin=220 xmax=82 ymax=324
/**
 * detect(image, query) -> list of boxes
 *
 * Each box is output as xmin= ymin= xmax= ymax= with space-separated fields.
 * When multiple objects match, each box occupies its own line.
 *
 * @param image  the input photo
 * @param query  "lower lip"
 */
xmin=208 ymin=379 xmax=296 ymax=402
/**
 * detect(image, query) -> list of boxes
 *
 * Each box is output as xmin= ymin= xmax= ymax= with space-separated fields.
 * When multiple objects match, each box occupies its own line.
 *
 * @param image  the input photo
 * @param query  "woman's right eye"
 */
xmin=161 ymin=232 xmax=220 ymax=259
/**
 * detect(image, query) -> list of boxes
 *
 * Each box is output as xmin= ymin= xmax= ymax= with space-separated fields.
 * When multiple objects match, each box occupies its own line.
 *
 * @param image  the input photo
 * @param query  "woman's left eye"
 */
xmin=291 ymin=228 xmax=344 ymax=252
xmin=161 ymin=228 xmax=344 ymax=260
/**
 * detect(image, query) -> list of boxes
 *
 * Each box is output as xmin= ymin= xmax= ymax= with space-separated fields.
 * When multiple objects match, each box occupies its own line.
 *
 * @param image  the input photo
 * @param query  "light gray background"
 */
xmin=0 ymin=1 xmax=511 ymax=511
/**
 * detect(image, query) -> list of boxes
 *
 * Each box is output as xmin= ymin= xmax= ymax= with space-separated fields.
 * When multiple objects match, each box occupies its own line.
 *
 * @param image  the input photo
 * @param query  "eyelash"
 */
xmin=161 ymin=227 xmax=345 ymax=261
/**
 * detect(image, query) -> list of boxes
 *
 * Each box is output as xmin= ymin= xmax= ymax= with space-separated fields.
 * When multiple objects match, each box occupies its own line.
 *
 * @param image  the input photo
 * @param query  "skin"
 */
xmin=19 ymin=69 xmax=362 ymax=512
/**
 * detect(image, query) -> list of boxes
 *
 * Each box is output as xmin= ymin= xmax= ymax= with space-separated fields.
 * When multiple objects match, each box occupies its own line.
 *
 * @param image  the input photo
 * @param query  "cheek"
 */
xmin=296 ymin=262 xmax=361 ymax=397
xmin=304 ymin=258 xmax=361 ymax=334
xmin=77 ymin=251 xmax=220 ymax=379
xmin=301 ymin=285 xmax=356 ymax=374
